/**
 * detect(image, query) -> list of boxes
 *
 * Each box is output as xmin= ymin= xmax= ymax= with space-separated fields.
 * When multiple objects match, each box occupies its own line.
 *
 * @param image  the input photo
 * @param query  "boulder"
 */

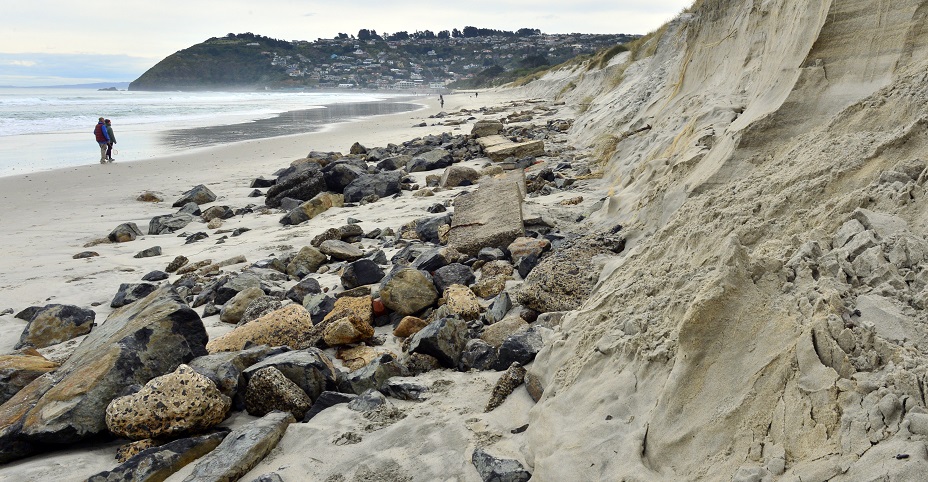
xmin=507 ymin=236 xmax=551 ymax=260
xmin=280 ymin=192 xmax=344 ymax=226
xmin=485 ymin=362 xmax=526 ymax=411
xmin=471 ymin=120 xmax=504 ymax=137
xmin=515 ymin=236 xmax=609 ymax=312
xmin=188 ymin=346 xmax=285 ymax=409
xmin=347 ymin=389 xmax=387 ymax=412
xmin=242 ymin=348 xmax=338 ymax=402
xmin=302 ymin=391 xmax=357 ymax=421
xmin=440 ymin=165 xmax=481 ymax=188
xmin=182 ymin=411 xmax=295 ymax=482
xmin=486 ymin=291 xmax=513 ymax=324
xmin=343 ymin=171 xmax=403 ymax=203
xmin=495 ymin=327 xmax=544 ymax=370
xmin=409 ymin=317 xmax=469 ymax=368
xmin=201 ymin=205 xmax=234 ymax=222
xmin=0 ymin=287 xmax=207 ymax=463
xmin=285 ymin=276 xmax=322 ymax=304
xmin=251 ymin=177 xmax=276 ymax=188
xmin=265 ymin=163 xmax=325 ymax=208
xmin=393 ymin=316 xmax=429 ymax=338
xmin=148 ymin=213 xmax=195 ymax=235
xmin=206 ymin=304 xmax=314 ymax=353
xmin=108 ymin=222 xmax=144 ymax=243
xmin=407 ymin=149 xmax=453 ymax=172
xmin=460 ymin=339 xmax=498 ymax=371
xmin=177 ymin=202 xmax=202 ymax=216
xmin=472 ymin=275 xmax=512 ymax=299
xmin=412 ymin=247 xmax=463 ymax=272
xmin=477 ymin=135 xmax=545 ymax=162
xmin=433 ymin=263 xmax=476 ymax=293
xmin=142 ymin=270 xmax=170 ymax=282
xmin=86 ymin=431 xmax=228 ymax=482
xmin=481 ymin=260 xmax=515 ymax=278
xmin=111 ymin=283 xmax=159 ymax=308
xmin=319 ymin=239 xmax=364 ymax=261
xmin=244 ymin=367 xmax=312 ymax=420
xmin=414 ymin=214 xmax=452 ymax=244
xmin=481 ymin=316 xmax=529 ymax=348
xmin=448 ymin=176 xmax=525 ymax=256
xmin=443 ymin=284 xmax=481 ymax=321
xmin=241 ymin=297 xmax=283 ymax=325
xmin=0 ymin=355 xmax=58 ymax=405
xmin=286 ymin=246 xmax=327 ymax=279
xmin=323 ymin=162 xmax=366 ymax=193
xmin=323 ymin=295 xmax=374 ymax=326
xmin=341 ymin=259 xmax=386 ymax=290
xmin=165 ymin=255 xmax=189 ymax=273
xmin=380 ymin=268 xmax=438 ymax=315
xmin=14 ymin=304 xmax=95 ymax=350
xmin=381 ymin=378 xmax=429 ymax=401
xmin=377 ymin=155 xmax=411 ymax=171
xmin=322 ymin=315 xmax=375 ymax=346
xmin=134 ymin=246 xmax=162 ymax=259
xmin=172 ymin=184 xmax=217 ymax=207
xmin=478 ymin=247 xmax=507 ymax=262
xmin=219 ymin=286 xmax=265 ymax=324
xmin=345 ymin=354 xmax=406 ymax=394
xmin=472 ymin=447 xmax=532 ymax=482
xmin=105 ymin=364 xmax=231 ymax=440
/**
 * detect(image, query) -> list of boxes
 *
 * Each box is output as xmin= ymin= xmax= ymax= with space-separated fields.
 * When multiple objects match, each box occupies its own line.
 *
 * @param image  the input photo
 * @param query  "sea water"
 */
xmin=0 ymin=89 xmax=420 ymax=177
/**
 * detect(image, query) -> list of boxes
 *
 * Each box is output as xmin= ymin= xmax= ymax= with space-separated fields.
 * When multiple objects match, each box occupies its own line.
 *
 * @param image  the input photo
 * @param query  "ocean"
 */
xmin=0 ymin=89 xmax=421 ymax=177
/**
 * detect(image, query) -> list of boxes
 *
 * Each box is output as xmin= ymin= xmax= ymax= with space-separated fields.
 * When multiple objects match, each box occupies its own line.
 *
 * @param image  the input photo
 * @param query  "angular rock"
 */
xmin=242 ymin=348 xmax=338 ymax=402
xmin=136 ymin=191 xmax=165 ymax=203
xmin=172 ymin=184 xmax=217 ymax=207
xmin=142 ymin=270 xmax=170 ymax=282
xmin=182 ymin=411 xmax=295 ymax=482
xmin=0 ymin=354 xmax=58 ymax=406
xmin=165 ymin=255 xmax=189 ymax=273
xmin=433 ymin=263 xmax=476 ymax=293
xmin=380 ymin=268 xmax=438 ymax=316
xmin=481 ymin=260 xmax=515 ymax=278
xmin=345 ymin=354 xmax=406 ymax=394
xmin=72 ymin=251 xmax=99 ymax=259
xmin=507 ymin=236 xmax=551 ymax=260
xmin=409 ymin=317 xmax=468 ymax=368
xmin=444 ymin=284 xmax=481 ymax=321
xmin=265 ymin=163 xmax=325 ymax=208
xmin=319 ymin=239 xmax=364 ymax=261
xmin=281 ymin=192 xmax=344 ymax=226
xmin=111 ymin=283 xmax=159 ymax=308
xmin=440 ymin=165 xmax=481 ymax=188
xmin=220 ymin=286 xmax=265 ymax=324
xmin=486 ymin=362 xmax=526 ymax=411
xmin=323 ymin=162 xmax=366 ymax=193
xmin=251 ymin=177 xmax=276 ymax=188
xmin=201 ymin=205 xmax=234 ymax=222
xmin=407 ymin=149 xmax=453 ymax=173
xmin=323 ymin=295 xmax=374 ymax=326
xmin=188 ymin=346 xmax=285 ymax=409
xmin=105 ymin=364 xmax=231 ymax=440
xmin=477 ymin=134 xmax=545 ymax=162
xmin=471 ymin=119 xmax=504 ymax=137
xmin=343 ymin=171 xmax=403 ymax=203
xmin=285 ymin=276 xmax=322 ymax=304
xmin=482 ymin=316 xmax=529 ymax=348
xmin=207 ymin=304 xmax=314 ymax=353
xmin=302 ymin=391 xmax=357 ymax=421
xmin=14 ymin=304 xmax=95 ymax=350
xmin=149 ymin=213 xmax=195 ymax=235
xmin=134 ymin=246 xmax=162 ymax=259
xmin=495 ymin=327 xmax=544 ymax=370
xmin=86 ymin=431 xmax=227 ymax=482
xmin=0 ymin=287 xmax=207 ymax=463
xmin=393 ymin=316 xmax=429 ymax=338
xmin=472 ymin=275 xmax=511 ymax=299
xmin=244 ymin=366 xmax=312 ymax=419
xmin=381 ymin=378 xmax=429 ymax=401
xmin=286 ymin=246 xmax=327 ymax=279
xmin=241 ymin=297 xmax=283 ymax=325
xmin=448 ymin=176 xmax=525 ymax=256
xmin=515 ymin=236 xmax=608 ymax=312
xmin=322 ymin=315 xmax=375 ymax=346
xmin=109 ymin=222 xmax=144 ymax=243
xmin=341 ymin=259 xmax=386 ymax=290
xmin=177 ymin=202 xmax=202 ymax=216
xmin=412 ymin=246 xmax=463 ymax=272
xmin=486 ymin=292 xmax=513 ymax=324
xmin=460 ymin=339 xmax=498 ymax=371
xmin=415 ymin=214 xmax=452 ymax=244
xmin=472 ymin=447 xmax=532 ymax=482
xmin=478 ymin=247 xmax=507 ymax=262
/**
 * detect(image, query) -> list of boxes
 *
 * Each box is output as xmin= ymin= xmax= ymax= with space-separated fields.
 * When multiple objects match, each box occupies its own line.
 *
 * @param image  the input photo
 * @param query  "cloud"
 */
xmin=0 ymin=53 xmax=156 ymax=86
xmin=7 ymin=60 xmax=37 ymax=67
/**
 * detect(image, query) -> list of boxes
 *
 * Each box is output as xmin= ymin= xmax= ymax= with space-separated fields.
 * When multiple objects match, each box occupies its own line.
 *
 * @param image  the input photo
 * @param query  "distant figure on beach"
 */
xmin=439 ymin=94 xmax=444 ymax=109
xmin=104 ymin=119 xmax=116 ymax=162
xmin=475 ymin=92 xmax=478 ymax=98
xmin=93 ymin=117 xmax=110 ymax=164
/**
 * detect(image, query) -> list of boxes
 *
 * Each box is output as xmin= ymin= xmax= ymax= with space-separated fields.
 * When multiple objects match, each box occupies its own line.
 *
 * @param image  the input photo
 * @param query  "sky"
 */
xmin=0 ymin=0 xmax=694 ymax=87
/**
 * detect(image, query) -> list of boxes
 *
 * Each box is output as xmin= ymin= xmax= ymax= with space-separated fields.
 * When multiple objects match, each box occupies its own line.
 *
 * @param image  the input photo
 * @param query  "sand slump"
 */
xmin=519 ymin=0 xmax=928 ymax=480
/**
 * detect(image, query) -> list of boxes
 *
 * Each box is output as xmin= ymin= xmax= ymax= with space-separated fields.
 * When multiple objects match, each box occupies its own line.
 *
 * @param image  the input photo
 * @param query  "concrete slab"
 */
xmin=448 ymin=174 xmax=525 ymax=256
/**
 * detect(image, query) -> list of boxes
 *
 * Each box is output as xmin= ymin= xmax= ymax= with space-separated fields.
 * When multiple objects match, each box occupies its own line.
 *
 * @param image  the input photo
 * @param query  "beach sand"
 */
xmin=0 ymin=89 xmax=550 ymax=481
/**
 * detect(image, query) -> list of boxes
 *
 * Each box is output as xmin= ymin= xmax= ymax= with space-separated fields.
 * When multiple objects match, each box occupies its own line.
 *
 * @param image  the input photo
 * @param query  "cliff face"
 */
xmin=521 ymin=0 xmax=928 ymax=479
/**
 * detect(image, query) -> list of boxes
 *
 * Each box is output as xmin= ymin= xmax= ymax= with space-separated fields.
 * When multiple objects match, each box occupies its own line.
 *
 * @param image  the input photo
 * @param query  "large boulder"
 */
xmin=148 ymin=213 xmax=195 ymax=235
xmin=0 ymin=287 xmax=208 ymax=463
xmin=105 ymin=364 xmax=231 ymax=440
xmin=242 ymin=348 xmax=338 ymax=402
xmin=206 ymin=304 xmax=314 ymax=353
xmin=182 ymin=411 xmax=295 ymax=482
xmin=280 ymin=192 xmax=344 ymax=226
xmin=515 ymin=235 xmax=611 ymax=312
xmin=219 ymin=287 xmax=265 ymax=325
xmin=172 ymin=184 xmax=217 ymax=207
xmin=408 ymin=316 xmax=469 ymax=368
xmin=111 ymin=283 xmax=159 ymax=308
xmin=476 ymin=135 xmax=545 ymax=162
xmin=471 ymin=119 xmax=504 ymax=137
xmin=407 ymin=149 xmax=453 ymax=172
xmin=265 ymin=163 xmax=325 ymax=208
xmin=108 ymin=222 xmax=144 ymax=243
xmin=448 ymin=176 xmax=525 ymax=256
xmin=379 ymin=268 xmax=438 ymax=315
xmin=244 ymin=367 xmax=312 ymax=420
xmin=86 ymin=431 xmax=228 ymax=482
xmin=14 ymin=304 xmax=95 ymax=349
xmin=286 ymin=246 xmax=327 ymax=279
xmin=341 ymin=259 xmax=386 ymax=290
xmin=440 ymin=165 xmax=481 ymax=187
xmin=343 ymin=171 xmax=403 ymax=203
xmin=0 ymin=355 xmax=59 ymax=406
xmin=322 ymin=161 xmax=366 ymax=193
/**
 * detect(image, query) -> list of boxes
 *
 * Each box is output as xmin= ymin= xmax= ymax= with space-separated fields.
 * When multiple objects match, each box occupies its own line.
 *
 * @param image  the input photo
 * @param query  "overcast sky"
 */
xmin=0 ymin=0 xmax=693 ymax=86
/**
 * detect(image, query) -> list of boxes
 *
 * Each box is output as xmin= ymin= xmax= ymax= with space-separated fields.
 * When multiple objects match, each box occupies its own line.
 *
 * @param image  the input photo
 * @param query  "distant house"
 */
xmin=246 ymin=42 xmax=260 ymax=46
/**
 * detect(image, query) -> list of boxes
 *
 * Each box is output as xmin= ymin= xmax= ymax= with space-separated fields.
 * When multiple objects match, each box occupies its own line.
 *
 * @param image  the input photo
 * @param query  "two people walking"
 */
xmin=93 ymin=117 xmax=117 ymax=163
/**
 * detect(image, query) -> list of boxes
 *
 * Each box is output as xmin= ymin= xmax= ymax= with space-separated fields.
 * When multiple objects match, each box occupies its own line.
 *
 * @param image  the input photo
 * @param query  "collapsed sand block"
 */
xmin=448 ymin=174 xmax=525 ymax=256
xmin=477 ymin=135 xmax=545 ymax=162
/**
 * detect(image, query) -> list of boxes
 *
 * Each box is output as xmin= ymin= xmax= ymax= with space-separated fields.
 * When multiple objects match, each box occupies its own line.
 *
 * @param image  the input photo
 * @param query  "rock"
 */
xmin=86 ymin=431 xmax=227 ymax=482
xmin=172 ymin=184 xmax=217 ymax=207
xmin=285 ymin=276 xmax=322 ymax=304
xmin=323 ymin=162 xmax=365 ymax=192
xmin=481 ymin=260 xmax=515 ymax=278
xmin=241 ymin=297 xmax=283 ymax=325
xmin=323 ymin=295 xmax=374 ymax=326
xmin=495 ymin=327 xmax=544 ymax=370
xmin=142 ymin=270 xmax=169 ymax=282
xmin=415 ymin=214 xmax=452 ymax=244
xmin=347 ymin=389 xmax=387 ymax=412
xmin=516 ymin=253 xmax=541 ymax=278
xmin=377 ymin=155 xmax=412 ymax=171
xmin=525 ymin=371 xmax=544 ymax=402
xmin=202 ymin=302 xmax=220 ymax=318
xmin=486 ymin=292 xmax=512 ymax=324
xmin=337 ymin=345 xmax=382 ymax=371
xmin=188 ymin=346 xmax=284 ymax=409
xmin=182 ymin=411 xmax=295 ymax=482
xmin=247 ymin=473 xmax=285 ymax=482
xmin=507 ymin=236 xmax=550 ymax=260
xmin=72 ymin=251 xmax=99 ymax=259
xmin=281 ymin=192 xmax=344 ymax=225
xmin=265 ymin=163 xmax=325 ymax=208
xmin=14 ymin=304 xmax=95 ymax=349
xmin=409 ymin=317 xmax=469 ymax=368
xmin=302 ymin=391 xmax=357 ymax=421
xmin=286 ymin=246 xmax=327 ymax=279
xmin=341 ymin=259 xmax=386 ymax=290
xmin=472 ymin=275 xmax=511 ymax=299
xmin=448 ymin=175 xmax=525 ymax=255
xmin=137 ymin=191 xmax=164 ymax=203
xmin=134 ymin=246 xmax=162 ymax=259
xmin=105 ymin=364 xmax=231 ymax=440
xmin=380 ymin=268 xmax=439 ymax=315
xmin=206 ymin=304 xmax=314 ymax=353
xmin=477 ymin=134 xmax=545 ymax=162
xmin=303 ymin=293 xmax=336 ymax=324
xmin=0 ymin=287 xmax=207 ymax=463
xmin=242 ymin=348 xmax=338 ymax=402
xmin=393 ymin=316 xmax=429 ymax=338
xmin=115 ymin=439 xmax=158 ymax=463
xmin=444 ymin=284 xmax=481 ymax=321
xmin=251 ymin=177 xmax=276 ymax=188
xmin=482 ymin=316 xmax=529 ymax=348
xmin=478 ymin=247 xmax=507 ymax=261
xmin=486 ymin=362 xmax=526 ymax=411
xmin=471 ymin=119 xmax=504 ymax=137
xmin=407 ymin=149 xmax=453 ymax=172
xmin=165 ymin=255 xmax=189 ymax=273
xmin=149 ymin=213 xmax=196 ymax=235
xmin=472 ymin=447 xmax=532 ymax=482
xmin=184 ymin=232 xmax=208 ymax=244
xmin=433 ymin=263 xmax=476 ymax=293
xmin=345 ymin=354 xmax=406 ymax=394
xmin=319 ymin=239 xmax=364 ymax=261
xmin=460 ymin=339 xmax=498 ymax=371
xmin=515 ymin=235 xmax=609 ymax=312
xmin=381 ymin=378 xmax=429 ymax=401
xmin=177 ymin=202 xmax=202 ymax=216
xmin=0 ymin=354 xmax=58 ymax=405
xmin=201 ymin=205 xmax=234 ymax=222
xmin=111 ymin=283 xmax=159 ymax=308
xmin=220 ymin=286 xmax=265 ymax=324
xmin=412 ymin=246 xmax=463 ymax=272
xmin=343 ymin=171 xmax=403 ymax=203
xmin=322 ymin=315 xmax=375 ymax=346
xmin=244 ymin=367 xmax=312 ymax=419
xmin=349 ymin=142 xmax=367 ymax=155
xmin=440 ymin=165 xmax=481 ymax=187
xmin=109 ymin=222 xmax=144 ymax=243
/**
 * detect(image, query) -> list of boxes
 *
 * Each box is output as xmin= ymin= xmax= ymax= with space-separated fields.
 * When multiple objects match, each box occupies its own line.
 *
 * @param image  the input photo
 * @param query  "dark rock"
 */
xmin=343 ymin=171 xmax=403 ymax=203
xmin=415 ymin=214 xmax=452 ymax=244
xmin=86 ymin=431 xmax=228 ymax=482
xmin=14 ymin=307 xmax=41 ymax=321
xmin=345 ymin=354 xmax=406 ymax=394
xmin=201 ymin=205 xmax=234 ymax=221
xmin=347 ymin=389 xmax=387 ymax=412
xmin=142 ymin=271 xmax=170 ymax=282
xmin=366 ymin=249 xmax=388 ymax=264
xmin=176 ymin=202 xmax=202 ymax=216
xmin=516 ymin=253 xmax=540 ymax=278
xmin=336 ymin=286 xmax=371 ymax=299
xmin=460 ymin=339 xmax=498 ymax=371
xmin=242 ymin=348 xmax=338 ymax=402
xmin=341 ymin=259 xmax=386 ymax=290
xmin=172 ymin=184 xmax=217 ymax=207
xmin=248 ymin=189 xmax=264 ymax=197
xmin=232 ymin=227 xmax=251 ymax=237
xmin=244 ymin=367 xmax=312 ymax=419
xmin=323 ymin=162 xmax=366 ymax=193
xmin=379 ymin=268 xmax=438 ymax=315
xmin=472 ymin=447 xmax=532 ymax=482
xmin=0 ymin=355 xmax=58 ymax=405
xmin=109 ymin=222 xmax=144 ymax=243
xmin=188 ymin=346 xmax=285 ymax=410
xmin=381 ymin=378 xmax=428 ymax=401
xmin=181 ymin=411 xmax=295 ymax=482
xmin=134 ymin=246 xmax=162 ymax=259
xmin=478 ymin=247 xmax=507 ymax=262
xmin=376 ymin=155 xmax=411 ymax=171
xmin=486 ymin=362 xmax=526 ymax=411
xmin=286 ymin=246 xmax=327 ymax=279
xmin=251 ymin=177 xmax=276 ymax=188
xmin=519 ymin=308 xmax=539 ymax=323
xmin=265 ymin=163 xmax=325 ymax=208
xmin=303 ymin=293 xmax=336 ymax=324
xmin=148 ymin=213 xmax=195 ymax=235
xmin=278 ymin=197 xmax=303 ymax=212
xmin=72 ymin=251 xmax=99 ymax=259
xmin=427 ymin=203 xmax=447 ymax=213
xmin=302 ymin=391 xmax=357 ymax=421
xmin=184 ymin=232 xmax=208 ymax=244
xmin=248 ymin=473 xmax=285 ymax=482
xmin=202 ymin=302 xmax=220 ymax=318
xmin=494 ymin=327 xmax=544 ymax=370
xmin=14 ymin=304 xmax=95 ymax=349
xmin=349 ymin=142 xmax=367 ymax=155
xmin=165 ymin=255 xmax=189 ymax=273
xmin=432 ymin=263 xmax=476 ymax=293
xmin=285 ymin=276 xmax=322 ymax=304
xmin=411 ymin=246 xmax=461 ymax=272
xmin=486 ymin=292 xmax=512 ymax=324
xmin=111 ymin=283 xmax=159 ymax=308
xmin=409 ymin=317 xmax=468 ymax=368
xmin=407 ymin=149 xmax=453 ymax=172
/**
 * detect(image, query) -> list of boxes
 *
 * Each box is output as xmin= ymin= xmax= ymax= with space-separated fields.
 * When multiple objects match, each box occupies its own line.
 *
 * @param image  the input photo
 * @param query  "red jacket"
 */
xmin=94 ymin=122 xmax=110 ymax=142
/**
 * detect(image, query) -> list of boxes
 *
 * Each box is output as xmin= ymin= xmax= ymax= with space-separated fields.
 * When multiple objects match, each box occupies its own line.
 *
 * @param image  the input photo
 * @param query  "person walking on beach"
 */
xmin=93 ymin=117 xmax=110 ymax=164
xmin=439 ymin=94 xmax=444 ymax=109
xmin=104 ymin=119 xmax=116 ymax=162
